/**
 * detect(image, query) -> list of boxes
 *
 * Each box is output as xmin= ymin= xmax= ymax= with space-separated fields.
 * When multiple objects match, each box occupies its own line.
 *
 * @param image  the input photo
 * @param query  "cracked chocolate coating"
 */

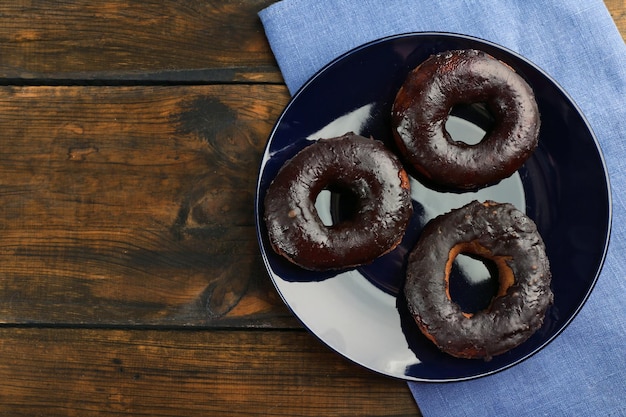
xmin=264 ymin=133 xmax=412 ymax=271
xmin=404 ymin=200 xmax=553 ymax=360
xmin=392 ymin=49 xmax=540 ymax=189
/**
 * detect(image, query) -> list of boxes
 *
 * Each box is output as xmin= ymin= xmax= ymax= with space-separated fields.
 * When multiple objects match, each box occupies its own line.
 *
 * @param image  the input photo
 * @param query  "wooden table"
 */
xmin=0 ymin=1 xmax=623 ymax=416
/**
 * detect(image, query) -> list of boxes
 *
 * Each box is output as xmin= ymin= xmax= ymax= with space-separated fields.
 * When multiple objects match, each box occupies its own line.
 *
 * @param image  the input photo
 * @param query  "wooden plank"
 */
xmin=0 ymin=85 xmax=296 ymax=327
xmin=0 ymin=0 xmax=281 ymax=83
xmin=606 ymin=0 xmax=626 ymax=35
xmin=0 ymin=0 xmax=621 ymax=83
xmin=0 ymin=328 xmax=420 ymax=417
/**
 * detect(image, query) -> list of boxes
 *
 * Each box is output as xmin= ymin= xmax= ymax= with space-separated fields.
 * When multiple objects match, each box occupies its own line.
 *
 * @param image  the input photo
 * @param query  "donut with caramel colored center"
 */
xmin=404 ymin=200 xmax=553 ymax=360
xmin=264 ymin=132 xmax=412 ymax=271
xmin=392 ymin=49 xmax=540 ymax=189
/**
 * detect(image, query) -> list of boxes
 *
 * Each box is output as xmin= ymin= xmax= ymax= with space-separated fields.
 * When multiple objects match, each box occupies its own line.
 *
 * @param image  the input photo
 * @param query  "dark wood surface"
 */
xmin=0 ymin=1 xmax=623 ymax=416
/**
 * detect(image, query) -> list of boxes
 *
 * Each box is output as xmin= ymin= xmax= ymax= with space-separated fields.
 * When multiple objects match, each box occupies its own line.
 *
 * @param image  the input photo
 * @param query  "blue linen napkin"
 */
xmin=259 ymin=1 xmax=626 ymax=416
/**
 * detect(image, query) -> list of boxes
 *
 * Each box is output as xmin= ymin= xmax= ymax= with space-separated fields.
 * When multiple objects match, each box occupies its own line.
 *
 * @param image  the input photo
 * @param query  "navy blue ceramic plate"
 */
xmin=255 ymin=33 xmax=611 ymax=381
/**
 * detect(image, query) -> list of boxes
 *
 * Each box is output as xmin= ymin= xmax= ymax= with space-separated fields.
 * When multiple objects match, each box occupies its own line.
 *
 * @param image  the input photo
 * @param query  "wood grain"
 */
xmin=606 ymin=0 xmax=626 ymax=35
xmin=0 ymin=0 xmax=622 ymax=84
xmin=0 ymin=84 xmax=296 ymax=327
xmin=0 ymin=0 xmax=280 ymax=83
xmin=0 ymin=328 xmax=418 ymax=417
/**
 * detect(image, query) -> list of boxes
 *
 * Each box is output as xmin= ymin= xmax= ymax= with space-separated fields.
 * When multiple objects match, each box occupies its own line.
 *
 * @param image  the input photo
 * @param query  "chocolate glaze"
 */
xmin=392 ymin=49 xmax=540 ymax=189
xmin=264 ymin=133 xmax=412 ymax=271
xmin=404 ymin=200 xmax=553 ymax=360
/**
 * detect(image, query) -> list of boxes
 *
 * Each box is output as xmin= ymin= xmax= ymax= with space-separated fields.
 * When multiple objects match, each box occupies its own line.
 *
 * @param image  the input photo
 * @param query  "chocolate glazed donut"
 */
xmin=404 ymin=200 xmax=553 ymax=360
xmin=392 ymin=49 xmax=540 ymax=189
xmin=264 ymin=132 xmax=412 ymax=271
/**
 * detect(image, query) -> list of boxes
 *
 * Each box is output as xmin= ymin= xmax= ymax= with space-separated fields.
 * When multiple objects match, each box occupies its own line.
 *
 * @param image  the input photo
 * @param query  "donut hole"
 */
xmin=314 ymin=189 xmax=334 ymax=226
xmin=315 ymin=186 xmax=361 ymax=226
xmin=449 ymin=253 xmax=500 ymax=314
xmin=446 ymin=103 xmax=496 ymax=145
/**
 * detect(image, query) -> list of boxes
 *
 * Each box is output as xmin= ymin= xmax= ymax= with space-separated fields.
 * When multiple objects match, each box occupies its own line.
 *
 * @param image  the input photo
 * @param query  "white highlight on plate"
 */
xmin=315 ymin=190 xmax=333 ymax=226
xmin=275 ymin=269 xmax=420 ymax=372
xmin=445 ymin=114 xmax=485 ymax=145
xmin=306 ymin=103 xmax=374 ymax=140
